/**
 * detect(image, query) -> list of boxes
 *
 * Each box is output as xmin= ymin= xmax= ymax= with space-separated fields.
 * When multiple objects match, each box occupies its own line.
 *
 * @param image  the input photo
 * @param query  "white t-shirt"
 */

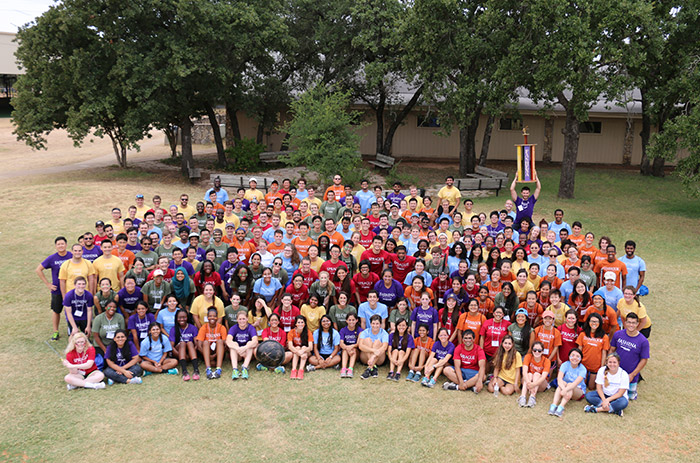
xmin=595 ymin=366 xmax=630 ymax=399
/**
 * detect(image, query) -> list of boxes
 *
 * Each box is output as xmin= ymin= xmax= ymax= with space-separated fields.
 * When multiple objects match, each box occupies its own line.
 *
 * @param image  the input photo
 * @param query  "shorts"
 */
xmin=460 ymin=368 xmax=478 ymax=381
xmin=68 ymin=319 xmax=88 ymax=335
xmin=320 ymin=352 xmax=339 ymax=360
xmin=51 ymin=293 xmax=63 ymax=314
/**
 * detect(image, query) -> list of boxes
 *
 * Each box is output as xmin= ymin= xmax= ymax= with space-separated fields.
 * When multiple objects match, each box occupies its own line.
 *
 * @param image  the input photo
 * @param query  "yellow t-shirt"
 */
xmin=512 ymin=260 xmax=530 ymax=274
xmin=93 ymin=255 xmax=126 ymax=290
xmin=309 ymin=257 xmax=325 ymax=274
xmin=110 ymin=219 xmax=125 ymax=235
xmin=244 ymin=189 xmax=265 ymax=203
xmin=547 ymin=303 xmax=571 ymax=327
xmin=58 ymin=259 xmax=97 ymax=292
xmin=351 ymin=245 xmax=366 ymax=264
xmin=190 ymin=295 xmax=225 ymax=323
xmin=498 ymin=351 xmax=523 ymax=384
xmin=223 ymin=213 xmax=240 ymax=229
xmin=134 ymin=205 xmax=149 ymax=220
xmin=437 ymin=186 xmax=461 ymax=207
xmin=511 ymin=280 xmax=535 ymax=302
xmin=300 ymin=304 xmax=327 ymax=333
xmin=177 ymin=205 xmax=197 ymax=219
xmin=617 ymin=300 xmax=651 ymax=329
xmin=302 ymin=197 xmax=323 ymax=210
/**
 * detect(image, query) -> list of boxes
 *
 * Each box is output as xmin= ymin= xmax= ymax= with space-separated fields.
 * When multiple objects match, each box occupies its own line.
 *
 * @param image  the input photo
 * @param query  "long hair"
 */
xmin=172 ymin=309 xmax=192 ymax=345
xmin=493 ymin=334 xmax=517 ymax=371
xmin=146 ymin=322 xmax=165 ymax=351
xmin=569 ymin=279 xmax=591 ymax=307
xmin=441 ymin=297 xmax=461 ymax=328
xmin=584 ymin=313 xmax=606 ymax=339
xmin=500 ymin=282 xmax=518 ymax=315
xmin=65 ymin=331 xmax=90 ymax=355
xmin=392 ymin=318 xmax=410 ymax=350
xmin=108 ymin=329 xmax=133 ymax=364
xmin=294 ymin=315 xmax=310 ymax=346
xmin=603 ymin=352 xmax=622 ymax=388
xmin=334 ymin=269 xmax=353 ymax=295
xmin=319 ymin=314 xmax=334 ymax=348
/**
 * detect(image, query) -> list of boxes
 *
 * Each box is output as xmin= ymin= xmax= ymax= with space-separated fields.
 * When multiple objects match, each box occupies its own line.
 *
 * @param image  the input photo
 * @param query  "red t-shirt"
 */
xmin=66 ymin=346 xmax=98 ymax=375
xmin=453 ymin=344 xmax=486 ymax=371
xmin=390 ymin=255 xmax=416 ymax=283
xmin=285 ymin=283 xmax=309 ymax=307
xmin=352 ymin=271 xmax=380 ymax=302
xmin=261 ymin=327 xmax=286 ymax=347
xmin=361 ymin=249 xmax=389 ymax=275
xmin=193 ymin=271 xmax=222 ymax=295
xmin=320 ymin=259 xmax=348 ymax=280
xmin=147 ymin=268 xmax=175 ymax=283
xmin=274 ymin=306 xmax=300 ymax=332
xmin=479 ymin=318 xmax=511 ymax=357
xmin=292 ymin=269 xmax=318 ymax=289
xmin=358 ymin=231 xmax=376 ymax=249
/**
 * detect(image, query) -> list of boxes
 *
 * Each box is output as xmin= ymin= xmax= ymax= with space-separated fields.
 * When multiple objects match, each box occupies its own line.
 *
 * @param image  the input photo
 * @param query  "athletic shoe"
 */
xmin=340 ymin=368 xmax=347 ymax=378
xmin=548 ymin=404 xmax=557 ymax=415
xmin=393 ymin=373 xmax=401 ymax=382
xmin=553 ymin=407 xmax=564 ymax=418
xmin=527 ymin=396 xmax=537 ymax=408
xmin=214 ymin=368 xmax=222 ymax=379
xmin=182 ymin=374 xmax=191 ymax=382
xmin=241 ymin=368 xmax=249 ymax=380
xmin=360 ymin=368 xmax=372 ymax=380
xmin=167 ymin=368 xmax=179 ymax=375
xmin=584 ymin=405 xmax=597 ymax=413
xmin=386 ymin=372 xmax=395 ymax=381
xmin=107 ymin=379 xmax=114 ymax=386
xmin=613 ymin=409 xmax=624 ymax=417
xmin=443 ymin=382 xmax=458 ymax=391
xmin=628 ymin=391 xmax=638 ymax=401
xmin=371 ymin=366 xmax=378 ymax=378
xmin=143 ymin=371 xmax=153 ymax=377
xmin=205 ymin=368 xmax=213 ymax=380
xmin=421 ymin=376 xmax=430 ymax=386
xmin=518 ymin=396 xmax=527 ymax=407
xmin=472 ymin=386 xmax=480 ymax=394
xmin=290 ymin=369 xmax=298 ymax=379
xmin=67 ymin=384 xmax=78 ymax=391
xmin=91 ymin=382 xmax=106 ymax=389
xmin=192 ymin=372 xmax=200 ymax=381
xmin=493 ymin=383 xmax=500 ymax=397
xmin=428 ymin=378 xmax=436 ymax=388
xmin=406 ymin=371 xmax=415 ymax=382
xmin=298 ymin=370 xmax=304 ymax=380
xmin=129 ymin=377 xmax=143 ymax=385
xmin=256 ymin=363 xmax=268 ymax=371
xmin=412 ymin=372 xmax=422 ymax=382
xmin=306 ymin=364 xmax=316 ymax=372
xmin=334 ymin=363 xmax=341 ymax=370
xmin=51 ymin=331 xmax=60 ymax=341
xmin=274 ymin=366 xmax=285 ymax=374
xmin=347 ymin=368 xmax=354 ymax=378
xmin=231 ymin=369 xmax=240 ymax=380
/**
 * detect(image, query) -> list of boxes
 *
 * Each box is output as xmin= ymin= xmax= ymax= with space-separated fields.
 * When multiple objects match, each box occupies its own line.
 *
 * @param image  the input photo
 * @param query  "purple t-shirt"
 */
xmin=41 ymin=251 xmax=73 ymax=295
xmin=411 ymin=306 xmax=440 ymax=338
xmin=127 ymin=312 xmax=156 ymax=342
xmin=126 ymin=243 xmax=142 ymax=252
xmin=228 ymin=324 xmax=258 ymax=345
xmin=81 ymin=246 xmax=102 ymax=262
xmin=105 ymin=341 xmax=139 ymax=367
xmin=431 ymin=340 xmax=456 ymax=360
xmin=373 ymin=279 xmax=404 ymax=307
xmin=62 ymin=289 xmax=94 ymax=321
xmin=339 ymin=326 xmax=360 ymax=345
xmin=169 ymin=260 xmax=194 ymax=276
xmin=117 ymin=287 xmax=144 ymax=313
xmin=515 ymin=196 xmax=537 ymax=224
xmin=169 ymin=324 xmax=198 ymax=344
xmin=386 ymin=192 xmax=405 ymax=206
xmin=388 ymin=332 xmax=416 ymax=351
xmin=610 ymin=330 xmax=650 ymax=383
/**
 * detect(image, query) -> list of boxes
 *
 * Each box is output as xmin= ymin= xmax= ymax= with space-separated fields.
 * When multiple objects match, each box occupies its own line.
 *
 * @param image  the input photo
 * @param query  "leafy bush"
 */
xmin=281 ymin=84 xmax=362 ymax=180
xmin=385 ymin=161 xmax=421 ymax=188
xmin=225 ymin=138 xmax=264 ymax=172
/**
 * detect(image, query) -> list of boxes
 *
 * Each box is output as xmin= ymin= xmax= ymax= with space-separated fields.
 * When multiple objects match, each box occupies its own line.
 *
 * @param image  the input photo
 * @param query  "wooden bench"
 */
xmin=259 ymin=151 xmax=288 ymax=164
xmin=454 ymin=166 xmax=508 ymax=195
xmin=210 ymin=174 xmax=276 ymax=192
xmin=185 ymin=159 xmax=201 ymax=182
xmin=368 ymin=153 xmax=395 ymax=170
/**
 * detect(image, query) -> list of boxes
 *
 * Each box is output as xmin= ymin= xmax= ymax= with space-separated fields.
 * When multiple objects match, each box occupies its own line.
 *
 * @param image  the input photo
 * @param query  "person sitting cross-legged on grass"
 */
xmin=548 ymin=348 xmax=586 ymax=418
xmin=226 ymin=311 xmax=259 ymax=380
xmin=584 ymin=352 xmax=630 ymax=417
xmin=307 ymin=315 xmax=341 ymax=373
xmin=358 ymin=314 xmax=389 ymax=380
xmin=139 ymin=322 xmax=179 ymax=376
xmin=64 ymin=331 xmax=106 ymax=390
xmin=442 ymin=329 xmax=485 ymax=393
xmin=104 ymin=329 xmax=143 ymax=385
xmin=420 ymin=328 xmax=454 ymax=388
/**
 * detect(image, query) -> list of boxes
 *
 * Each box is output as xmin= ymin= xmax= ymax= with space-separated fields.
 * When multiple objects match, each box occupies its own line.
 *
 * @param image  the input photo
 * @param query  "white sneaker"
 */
xmin=518 ymin=396 xmax=527 ymax=407
xmin=527 ymin=396 xmax=537 ymax=408
xmin=67 ymin=384 xmax=78 ymax=391
xmin=306 ymin=365 xmax=316 ymax=372
xmin=91 ymin=382 xmax=106 ymax=389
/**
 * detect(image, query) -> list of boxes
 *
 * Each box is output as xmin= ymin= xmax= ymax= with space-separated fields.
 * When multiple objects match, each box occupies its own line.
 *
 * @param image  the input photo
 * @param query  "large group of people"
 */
xmin=37 ymin=174 xmax=650 ymax=416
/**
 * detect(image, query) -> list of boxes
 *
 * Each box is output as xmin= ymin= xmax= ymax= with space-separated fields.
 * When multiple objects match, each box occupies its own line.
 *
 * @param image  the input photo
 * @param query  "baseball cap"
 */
xmin=95 ymin=220 xmax=105 ymax=227
xmin=136 ymin=194 xmax=144 ymax=199
xmin=445 ymin=293 xmax=457 ymax=300
xmin=188 ymin=232 xmax=200 ymax=238
xmin=153 ymin=269 xmax=164 ymax=277
xmin=390 ymin=203 xmax=399 ymax=209
xmin=542 ymin=310 xmax=555 ymax=319
xmin=604 ymin=271 xmax=616 ymax=281
xmin=249 ymin=177 xmax=258 ymax=183
xmin=515 ymin=308 xmax=528 ymax=316
xmin=225 ymin=223 xmax=235 ymax=228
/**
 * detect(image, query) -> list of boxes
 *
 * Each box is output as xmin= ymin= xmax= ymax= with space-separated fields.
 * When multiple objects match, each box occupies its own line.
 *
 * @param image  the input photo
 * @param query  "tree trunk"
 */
xmin=163 ymin=126 xmax=178 ymax=158
xmin=375 ymin=93 xmax=386 ymax=154
xmin=651 ymin=118 xmax=665 ymax=177
xmin=107 ymin=131 xmax=127 ymax=167
xmin=459 ymin=107 xmax=481 ymax=176
xmin=558 ymin=107 xmax=580 ymax=199
xmin=639 ymin=91 xmax=653 ymax=175
xmin=180 ymin=117 xmax=194 ymax=177
xmin=542 ymin=117 xmax=553 ymax=163
xmin=478 ymin=114 xmax=494 ymax=166
xmin=256 ymin=122 xmax=264 ymax=145
xmin=205 ymin=103 xmax=227 ymax=167
xmin=622 ymin=118 xmax=634 ymax=166
xmin=225 ymin=103 xmax=242 ymax=148
xmin=382 ymin=85 xmax=423 ymax=157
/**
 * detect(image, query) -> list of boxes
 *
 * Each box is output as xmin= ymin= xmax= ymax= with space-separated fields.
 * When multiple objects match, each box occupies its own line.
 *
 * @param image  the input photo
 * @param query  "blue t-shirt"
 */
xmin=388 ymin=333 xmax=416 ymax=351
xmin=41 ymin=251 xmax=73 ymax=295
xmin=404 ymin=271 xmax=433 ymax=287
xmin=539 ymin=261 xmax=565 ymax=279
xmin=359 ymin=328 xmax=389 ymax=343
xmin=559 ymin=360 xmax=587 ymax=391
xmin=139 ymin=334 xmax=172 ymax=361
xmin=354 ymin=190 xmax=376 ymax=214
xmin=253 ymin=278 xmax=283 ymax=302
xmin=127 ymin=312 xmax=156 ymax=342
xmin=358 ymin=302 xmax=388 ymax=323
xmin=339 ymin=326 xmax=360 ymax=345
xmin=63 ymin=289 xmax=94 ymax=321
xmin=431 ymin=340 xmax=455 ymax=360
xmin=619 ymin=255 xmax=646 ymax=288
xmin=373 ymin=279 xmax=404 ymax=307
xmin=313 ymin=329 xmax=340 ymax=355
xmin=547 ymin=221 xmax=572 ymax=236
xmin=156 ymin=309 xmax=178 ymax=336
xmin=169 ymin=324 xmax=198 ymax=344
xmin=411 ymin=306 xmax=440 ymax=338
xmin=594 ymin=286 xmax=623 ymax=311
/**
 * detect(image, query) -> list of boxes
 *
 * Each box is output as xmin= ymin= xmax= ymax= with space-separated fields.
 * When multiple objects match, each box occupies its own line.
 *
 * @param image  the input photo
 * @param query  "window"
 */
xmin=499 ymin=118 xmax=523 ymax=131
xmin=579 ymin=121 xmax=602 ymax=134
xmin=417 ymin=114 xmax=441 ymax=128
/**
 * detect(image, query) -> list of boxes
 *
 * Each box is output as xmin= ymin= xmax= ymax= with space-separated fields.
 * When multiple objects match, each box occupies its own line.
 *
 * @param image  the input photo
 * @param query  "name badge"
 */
xmin=74 ymin=309 xmax=83 ymax=318
xmin=154 ymin=303 xmax=162 ymax=311
xmin=106 ymin=331 xmax=115 ymax=339
xmin=438 ymin=298 xmax=444 ymax=304
xmin=210 ymin=342 xmax=216 ymax=352
xmin=543 ymin=348 xmax=549 ymax=355
xmin=140 ymin=331 xmax=147 ymax=339
xmin=491 ymin=340 xmax=499 ymax=347
xmin=580 ymin=308 xmax=587 ymax=316
xmin=203 ymin=316 xmax=208 ymax=323
xmin=284 ymin=326 xmax=291 ymax=332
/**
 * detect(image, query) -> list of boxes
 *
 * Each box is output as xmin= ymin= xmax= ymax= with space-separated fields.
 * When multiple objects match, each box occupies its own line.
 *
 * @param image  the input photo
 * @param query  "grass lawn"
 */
xmin=0 ymin=164 xmax=699 ymax=462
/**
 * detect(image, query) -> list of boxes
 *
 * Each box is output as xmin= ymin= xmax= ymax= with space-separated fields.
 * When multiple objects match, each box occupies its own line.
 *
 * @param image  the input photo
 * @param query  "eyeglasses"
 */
xmin=532 ymin=349 xmax=543 ymax=353
xmin=273 ymin=262 xmax=282 ymax=265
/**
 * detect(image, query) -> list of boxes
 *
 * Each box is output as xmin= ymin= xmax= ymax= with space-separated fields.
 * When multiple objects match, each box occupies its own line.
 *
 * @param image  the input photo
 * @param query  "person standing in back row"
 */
xmin=509 ymin=176 xmax=541 ymax=230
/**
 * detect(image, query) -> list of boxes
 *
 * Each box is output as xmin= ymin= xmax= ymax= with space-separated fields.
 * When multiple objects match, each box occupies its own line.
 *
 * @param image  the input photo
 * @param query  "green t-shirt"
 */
xmin=125 ymin=268 xmax=149 ymax=288
xmin=91 ymin=312 xmax=126 ymax=349
xmin=141 ymin=280 xmax=172 ymax=312
xmin=328 ymin=304 xmax=358 ymax=330
xmin=94 ymin=289 xmax=116 ymax=316
xmin=156 ymin=244 xmax=175 ymax=261
xmin=309 ymin=281 xmax=336 ymax=301
xmin=209 ymin=242 xmax=229 ymax=266
xmin=309 ymin=229 xmax=323 ymax=241
xmin=579 ymin=269 xmax=597 ymax=290
xmin=320 ymin=201 xmax=341 ymax=222
xmin=388 ymin=308 xmax=413 ymax=329
xmin=224 ymin=305 xmax=249 ymax=329
xmin=195 ymin=213 xmax=210 ymax=230
xmin=134 ymin=250 xmax=159 ymax=269
xmin=508 ymin=323 xmax=529 ymax=356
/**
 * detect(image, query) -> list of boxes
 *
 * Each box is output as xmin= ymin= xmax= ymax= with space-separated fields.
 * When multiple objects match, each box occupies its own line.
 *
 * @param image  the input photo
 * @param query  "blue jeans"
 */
xmin=585 ymin=390 xmax=628 ymax=412
xmin=103 ymin=364 xmax=143 ymax=384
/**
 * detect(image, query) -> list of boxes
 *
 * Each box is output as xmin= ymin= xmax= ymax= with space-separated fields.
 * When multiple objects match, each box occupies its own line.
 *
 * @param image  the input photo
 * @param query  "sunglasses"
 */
xmin=532 ymin=349 xmax=543 ymax=353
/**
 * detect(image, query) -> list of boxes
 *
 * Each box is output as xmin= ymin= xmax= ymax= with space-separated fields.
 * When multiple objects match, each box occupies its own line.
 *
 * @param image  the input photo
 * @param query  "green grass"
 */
xmin=1 ymin=165 xmax=699 ymax=462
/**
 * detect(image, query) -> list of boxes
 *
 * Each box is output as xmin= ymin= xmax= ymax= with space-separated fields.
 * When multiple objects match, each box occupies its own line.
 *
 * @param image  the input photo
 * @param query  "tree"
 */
xmin=522 ymin=0 xmax=652 ymax=198
xmin=282 ymin=84 xmax=362 ymax=179
xmin=404 ymin=0 xmax=521 ymax=176
xmin=12 ymin=0 xmax=151 ymax=167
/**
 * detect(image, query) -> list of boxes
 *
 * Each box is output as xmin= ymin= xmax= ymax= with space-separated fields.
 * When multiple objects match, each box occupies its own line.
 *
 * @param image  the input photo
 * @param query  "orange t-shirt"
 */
xmin=287 ymin=328 xmax=312 ymax=348
xmin=291 ymin=236 xmax=315 ymax=257
xmin=265 ymin=191 xmax=284 ymax=206
xmin=594 ymin=259 xmax=627 ymax=288
xmin=561 ymin=258 xmax=581 ymax=275
xmin=523 ymin=353 xmax=551 ymax=375
xmin=321 ymin=231 xmax=344 ymax=248
xmin=196 ymin=324 xmax=227 ymax=342
xmin=114 ymin=248 xmax=135 ymax=271
xmin=568 ymin=234 xmax=586 ymax=248
xmin=477 ymin=297 xmax=495 ymax=317
xmin=414 ymin=336 xmax=434 ymax=352
xmin=233 ymin=241 xmax=256 ymax=264
xmin=533 ymin=325 xmax=562 ymax=358
xmin=324 ymin=185 xmax=345 ymax=201
xmin=404 ymin=287 xmax=434 ymax=309
xmin=592 ymin=250 xmax=609 ymax=269
xmin=579 ymin=245 xmax=598 ymax=261
xmin=542 ymin=276 xmax=562 ymax=289
xmin=500 ymin=271 xmax=514 ymax=283
xmin=583 ymin=305 xmax=619 ymax=335
xmin=456 ymin=312 xmax=487 ymax=344
xmin=484 ymin=281 xmax=502 ymax=300
xmin=267 ymin=241 xmax=286 ymax=255
xmin=518 ymin=301 xmax=543 ymax=324
xmin=576 ymin=332 xmax=610 ymax=372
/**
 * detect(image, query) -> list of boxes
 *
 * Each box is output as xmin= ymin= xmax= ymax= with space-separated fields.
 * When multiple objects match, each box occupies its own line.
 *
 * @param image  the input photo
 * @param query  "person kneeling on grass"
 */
xmin=548 ymin=348 xmax=586 ymax=418
xmin=64 ymin=331 xmax=106 ymax=390
xmin=358 ymin=314 xmax=389 ymax=380
xmin=170 ymin=309 xmax=200 ymax=381
xmin=407 ymin=324 xmax=433 ymax=382
xmin=518 ymin=341 xmax=551 ymax=408
xmin=584 ymin=352 xmax=629 ymax=417
xmin=140 ymin=322 xmax=179 ymax=376
xmin=421 ymin=328 xmax=454 ymax=388
xmin=307 ymin=315 xmax=341 ymax=372
xmin=442 ymin=330 xmax=485 ymax=393
xmin=259 ymin=313 xmax=291 ymax=374
xmin=104 ymin=329 xmax=143 ymax=385
xmin=196 ymin=307 xmax=227 ymax=379
xmin=487 ymin=335 xmax=522 ymax=397
xmin=226 ymin=311 xmax=258 ymax=380
xmin=287 ymin=315 xmax=313 ymax=380
xmin=339 ymin=313 xmax=360 ymax=378
xmin=386 ymin=318 xmax=414 ymax=381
